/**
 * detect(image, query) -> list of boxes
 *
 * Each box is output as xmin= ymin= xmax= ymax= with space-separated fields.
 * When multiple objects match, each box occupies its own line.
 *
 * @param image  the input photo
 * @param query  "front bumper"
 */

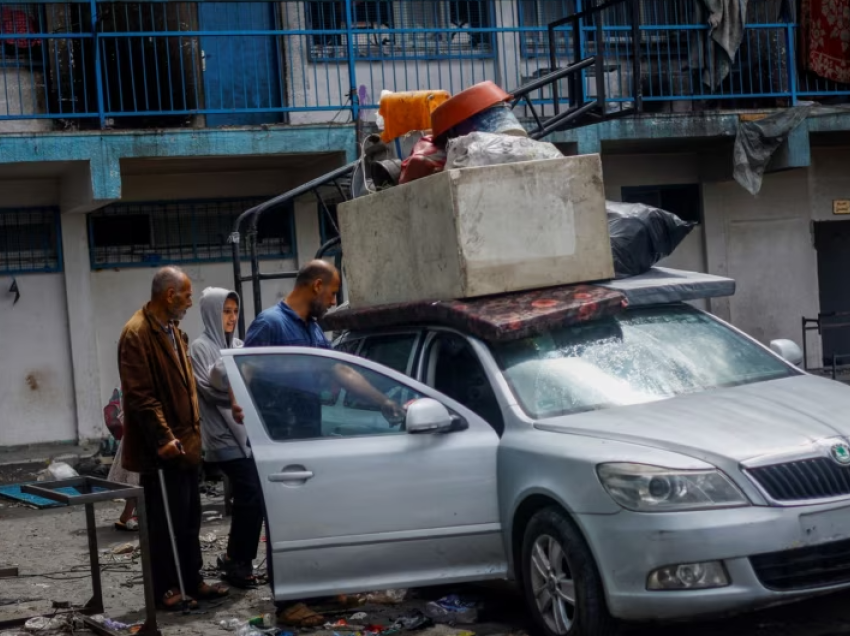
xmin=578 ymin=501 xmax=850 ymax=621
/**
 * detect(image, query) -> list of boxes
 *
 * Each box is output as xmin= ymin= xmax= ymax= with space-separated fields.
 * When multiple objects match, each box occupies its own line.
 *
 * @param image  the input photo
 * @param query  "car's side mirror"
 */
xmin=406 ymin=398 xmax=458 ymax=434
xmin=770 ymin=339 xmax=804 ymax=366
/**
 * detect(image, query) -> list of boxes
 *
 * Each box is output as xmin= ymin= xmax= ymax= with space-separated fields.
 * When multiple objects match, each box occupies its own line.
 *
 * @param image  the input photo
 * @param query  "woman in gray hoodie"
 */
xmin=190 ymin=287 xmax=262 ymax=588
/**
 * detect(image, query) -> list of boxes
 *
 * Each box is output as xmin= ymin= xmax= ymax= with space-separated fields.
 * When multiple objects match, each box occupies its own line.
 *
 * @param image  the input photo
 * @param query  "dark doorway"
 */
xmin=814 ymin=221 xmax=850 ymax=365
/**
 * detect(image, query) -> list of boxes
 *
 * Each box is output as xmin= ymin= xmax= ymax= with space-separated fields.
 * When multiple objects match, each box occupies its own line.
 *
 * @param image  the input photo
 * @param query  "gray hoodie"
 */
xmin=189 ymin=287 xmax=249 ymax=463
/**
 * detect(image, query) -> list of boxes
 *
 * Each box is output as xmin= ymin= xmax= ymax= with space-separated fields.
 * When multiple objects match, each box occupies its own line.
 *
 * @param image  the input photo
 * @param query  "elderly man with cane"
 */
xmin=118 ymin=266 xmax=229 ymax=611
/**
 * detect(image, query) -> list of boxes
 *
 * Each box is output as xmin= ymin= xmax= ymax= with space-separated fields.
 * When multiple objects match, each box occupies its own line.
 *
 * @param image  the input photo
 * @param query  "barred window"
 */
xmin=88 ymin=198 xmax=295 ymax=269
xmin=308 ymin=0 xmax=493 ymax=61
xmin=0 ymin=207 xmax=62 ymax=274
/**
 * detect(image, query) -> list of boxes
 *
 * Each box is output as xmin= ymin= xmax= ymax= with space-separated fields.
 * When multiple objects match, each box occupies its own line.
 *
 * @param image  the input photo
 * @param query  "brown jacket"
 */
xmin=117 ymin=304 xmax=201 ymax=473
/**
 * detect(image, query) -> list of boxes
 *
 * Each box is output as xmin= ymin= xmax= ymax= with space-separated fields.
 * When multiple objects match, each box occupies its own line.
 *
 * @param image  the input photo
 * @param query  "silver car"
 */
xmin=222 ymin=299 xmax=850 ymax=636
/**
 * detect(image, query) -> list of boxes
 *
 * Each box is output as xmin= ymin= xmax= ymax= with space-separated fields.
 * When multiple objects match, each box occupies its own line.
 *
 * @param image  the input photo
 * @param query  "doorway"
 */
xmin=198 ymin=2 xmax=285 ymax=127
xmin=814 ymin=221 xmax=850 ymax=365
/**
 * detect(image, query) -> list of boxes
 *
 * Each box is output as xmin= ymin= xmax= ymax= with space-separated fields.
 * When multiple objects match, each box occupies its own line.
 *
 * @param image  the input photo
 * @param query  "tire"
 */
xmin=521 ymin=507 xmax=618 ymax=636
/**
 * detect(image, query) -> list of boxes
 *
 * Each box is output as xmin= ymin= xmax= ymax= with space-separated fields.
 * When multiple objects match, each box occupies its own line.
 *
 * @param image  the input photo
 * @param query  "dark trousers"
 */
xmin=217 ymin=458 xmax=265 ymax=564
xmin=140 ymin=465 xmax=203 ymax=599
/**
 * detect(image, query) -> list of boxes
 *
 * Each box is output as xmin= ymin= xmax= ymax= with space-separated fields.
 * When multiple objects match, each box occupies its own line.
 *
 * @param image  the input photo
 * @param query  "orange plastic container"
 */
xmin=430 ymin=81 xmax=511 ymax=138
xmin=378 ymin=90 xmax=451 ymax=143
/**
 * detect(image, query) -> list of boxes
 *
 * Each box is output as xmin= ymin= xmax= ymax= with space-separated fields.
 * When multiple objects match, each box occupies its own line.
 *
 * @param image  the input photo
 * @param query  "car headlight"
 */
xmin=597 ymin=463 xmax=749 ymax=512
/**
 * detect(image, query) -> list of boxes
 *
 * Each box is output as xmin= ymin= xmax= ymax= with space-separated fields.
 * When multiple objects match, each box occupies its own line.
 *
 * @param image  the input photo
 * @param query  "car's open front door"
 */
xmin=222 ymin=346 xmax=505 ymax=600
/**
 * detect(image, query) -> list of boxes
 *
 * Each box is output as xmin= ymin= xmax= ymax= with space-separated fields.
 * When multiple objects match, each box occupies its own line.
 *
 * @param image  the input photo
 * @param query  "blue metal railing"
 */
xmin=0 ymin=0 xmax=846 ymax=130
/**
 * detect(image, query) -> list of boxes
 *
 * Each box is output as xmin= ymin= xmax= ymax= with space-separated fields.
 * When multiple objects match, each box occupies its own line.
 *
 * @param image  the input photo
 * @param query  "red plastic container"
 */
xmin=430 ymin=81 xmax=511 ymax=138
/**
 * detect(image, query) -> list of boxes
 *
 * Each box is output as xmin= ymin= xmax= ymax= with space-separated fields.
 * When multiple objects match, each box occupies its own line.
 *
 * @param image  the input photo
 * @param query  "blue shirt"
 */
xmin=244 ymin=301 xmax=330 ymax=349
xmin=243 ymin=302 xmax=328 ymax=439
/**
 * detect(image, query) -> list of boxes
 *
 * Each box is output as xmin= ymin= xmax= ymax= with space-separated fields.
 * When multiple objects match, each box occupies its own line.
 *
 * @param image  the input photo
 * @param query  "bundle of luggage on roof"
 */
xmin=339 ymin=81 xmax=696 ymax=313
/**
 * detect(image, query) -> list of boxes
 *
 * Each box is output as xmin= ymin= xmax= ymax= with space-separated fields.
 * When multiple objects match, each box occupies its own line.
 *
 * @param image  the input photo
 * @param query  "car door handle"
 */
xmin=268 ymin=471 xmax=314 ymax=483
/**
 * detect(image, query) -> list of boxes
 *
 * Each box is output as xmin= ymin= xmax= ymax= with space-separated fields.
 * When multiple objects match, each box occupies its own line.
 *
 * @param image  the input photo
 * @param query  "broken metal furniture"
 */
xmin=802 ymin=312 xmax=850 ymax=379
xmin=0 ymin=477 xmax=160 ymax=636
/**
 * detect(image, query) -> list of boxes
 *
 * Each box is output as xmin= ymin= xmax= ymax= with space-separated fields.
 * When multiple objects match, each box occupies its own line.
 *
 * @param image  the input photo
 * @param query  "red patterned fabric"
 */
xmin=321 ymin=285 xmax=628 ymax=343
xmin=2 ymin=6 xmax=40 ymax=49
xmin=802 ymin=0 xmax=850 ymax=84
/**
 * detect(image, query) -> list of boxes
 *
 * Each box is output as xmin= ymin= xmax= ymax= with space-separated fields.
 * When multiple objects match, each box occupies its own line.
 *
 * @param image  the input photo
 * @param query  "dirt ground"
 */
xmin=3 ymin=494 xmax=850 ymax=636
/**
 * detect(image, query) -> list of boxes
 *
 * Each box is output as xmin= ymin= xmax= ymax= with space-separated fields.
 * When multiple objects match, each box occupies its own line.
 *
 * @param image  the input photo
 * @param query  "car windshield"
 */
xmin=490 ymin=305 xmax=798 ymax=419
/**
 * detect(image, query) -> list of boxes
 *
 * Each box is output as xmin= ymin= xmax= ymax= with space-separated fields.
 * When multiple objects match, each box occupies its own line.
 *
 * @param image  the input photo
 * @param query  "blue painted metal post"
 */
xmin=786 ymin=24 xmax=798 ymax=105
xmin=90 ymin=0 xmax=106 ymax=128
xmin=344 ymin=0 xmax=358 ymax=122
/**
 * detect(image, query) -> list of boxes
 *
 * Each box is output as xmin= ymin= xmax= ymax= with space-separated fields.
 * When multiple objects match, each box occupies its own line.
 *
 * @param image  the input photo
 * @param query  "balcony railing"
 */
xmin=0 ymin=0 xmax=844 ymax=131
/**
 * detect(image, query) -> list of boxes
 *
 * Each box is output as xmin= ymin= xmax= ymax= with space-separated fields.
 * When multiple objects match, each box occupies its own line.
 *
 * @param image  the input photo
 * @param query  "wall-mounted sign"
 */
xmin=834 ymin=200 xmax=850 ymax=215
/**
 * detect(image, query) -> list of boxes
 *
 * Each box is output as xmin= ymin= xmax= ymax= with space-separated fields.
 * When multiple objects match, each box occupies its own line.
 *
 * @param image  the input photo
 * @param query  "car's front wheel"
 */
xmin=521 ymin=507 xmax=618 ymax=636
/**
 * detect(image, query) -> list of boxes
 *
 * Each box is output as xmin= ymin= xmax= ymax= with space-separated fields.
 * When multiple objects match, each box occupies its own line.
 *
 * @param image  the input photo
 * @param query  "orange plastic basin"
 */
xmin=378 ymin=90 xmax=451 ymax=143
xmin=430 ymin=81 xmax=511 ymax=138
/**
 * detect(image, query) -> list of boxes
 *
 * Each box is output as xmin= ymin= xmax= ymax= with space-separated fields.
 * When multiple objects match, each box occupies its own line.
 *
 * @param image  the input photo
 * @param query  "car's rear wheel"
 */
xmin=521 ymin=507 xmax=618 ymax=636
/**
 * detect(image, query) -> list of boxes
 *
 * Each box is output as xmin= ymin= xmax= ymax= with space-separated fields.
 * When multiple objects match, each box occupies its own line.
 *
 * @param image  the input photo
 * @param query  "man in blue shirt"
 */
xmin=225 ymin=260 xmax=402 ymax=625
xmin=243 ymin=260 xmax=338 ymax=349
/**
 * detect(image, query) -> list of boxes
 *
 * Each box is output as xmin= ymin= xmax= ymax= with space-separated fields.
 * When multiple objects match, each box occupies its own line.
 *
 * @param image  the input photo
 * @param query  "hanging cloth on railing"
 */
xmin=1 ymin=5 xmax=41 ymax=49
xmin=801 ymin=0 xmax=850 ymax=84
xmin=689 ymin=0 xmax=749 ymax=89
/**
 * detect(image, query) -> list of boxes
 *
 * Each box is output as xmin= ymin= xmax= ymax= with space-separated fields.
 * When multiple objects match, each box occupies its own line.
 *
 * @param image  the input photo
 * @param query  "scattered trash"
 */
xmin=203 ymin=511 xmax=224 ymax=522
xmin=324 ymin=620 xmax=362 ymax=631
xmin=36 ymin=461 xmax=79 ymax=482
xmin=201 ymin=532 xmax=218 ymax=544
xmin=103 ymin=619 xmax=133 ymax=631
xmin=364 ymin=589 xmax=408 ymax=605
xmin=248 ymin=615 xmax=273 ymax=629
xmin=349 ymin=612 xmax=368 ymax=622
xmin=218 ymin=618 xmax=243 ymax=631
xmin=424 ymin=596 xmax=478 ymax=625
xmin=24 ymin=617 xmax=68 ymax=633
xmin=112 ymin=542 xmax=137 ymax=555
xmin=387 ymin=610 xmax=432 ymax=632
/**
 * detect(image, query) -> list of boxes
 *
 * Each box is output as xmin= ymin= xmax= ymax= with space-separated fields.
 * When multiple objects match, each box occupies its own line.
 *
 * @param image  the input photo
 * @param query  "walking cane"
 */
xmin=158 ymin=441 xmax=190 ymax=614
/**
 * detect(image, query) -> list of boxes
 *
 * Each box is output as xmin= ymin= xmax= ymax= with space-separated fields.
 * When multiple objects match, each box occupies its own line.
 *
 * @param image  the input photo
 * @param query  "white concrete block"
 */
xmin=338 ymin=154 xmax=614 ymax=307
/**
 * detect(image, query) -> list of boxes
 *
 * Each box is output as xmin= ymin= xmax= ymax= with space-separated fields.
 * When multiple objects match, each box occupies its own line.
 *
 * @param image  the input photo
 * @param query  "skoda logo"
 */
xmin=831 ymin=443 xmax=850 ymax=465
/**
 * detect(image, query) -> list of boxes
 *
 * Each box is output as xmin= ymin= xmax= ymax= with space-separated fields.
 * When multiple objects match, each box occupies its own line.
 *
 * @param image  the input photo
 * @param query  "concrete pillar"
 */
xmin=60 ymin=162 xmax=118 ymax=443
xmin=60 ymin=211 xmax=104 ymax=442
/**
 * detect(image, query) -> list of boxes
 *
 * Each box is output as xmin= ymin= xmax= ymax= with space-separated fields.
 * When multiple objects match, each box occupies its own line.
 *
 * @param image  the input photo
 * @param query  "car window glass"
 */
xmin=334 ymin=338 xmax=362 ymax=355
xmin=492 ymin=305 xmax=798 ymax=419
xmin=235 ymin=354 xmax=423 ymax=441
xmin=427 ymin=334 xmax=504 ymax=435
xmin=358 ymin=334 xmax=418 ymax=373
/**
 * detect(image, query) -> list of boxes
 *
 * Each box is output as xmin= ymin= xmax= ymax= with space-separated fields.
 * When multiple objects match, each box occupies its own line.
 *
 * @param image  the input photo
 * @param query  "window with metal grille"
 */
xmin=307 ymin=0 xmax=494 ymax=61
xmin=87 ymin=198 xmax=296 ymax=269
xmin=0 ymin=207 xmax=62 ymax=274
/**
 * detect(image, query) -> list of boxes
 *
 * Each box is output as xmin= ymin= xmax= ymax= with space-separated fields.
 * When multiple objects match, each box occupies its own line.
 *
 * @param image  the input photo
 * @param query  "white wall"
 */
xmin=0 ymin=178 xmax=78 ymax=447
xmin=810 ymin=146 xmax=850 ymax=222
xmin=0 ymin=273 xmax=77 ymax=446
xmin=702 ymin=168 xmax=820 ymax=365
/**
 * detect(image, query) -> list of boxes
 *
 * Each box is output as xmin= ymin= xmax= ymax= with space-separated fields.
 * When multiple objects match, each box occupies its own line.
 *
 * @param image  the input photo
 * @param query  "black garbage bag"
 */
xmin=607 ymin=201 xmax=695 ymax=279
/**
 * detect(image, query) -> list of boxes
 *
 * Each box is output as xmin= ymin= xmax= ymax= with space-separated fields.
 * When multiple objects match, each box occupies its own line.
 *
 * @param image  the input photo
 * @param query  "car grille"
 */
xmin=751 ymin=538 xmax=850 ymax=591
xmin=747 ymin=457 xmax=850 ymax=502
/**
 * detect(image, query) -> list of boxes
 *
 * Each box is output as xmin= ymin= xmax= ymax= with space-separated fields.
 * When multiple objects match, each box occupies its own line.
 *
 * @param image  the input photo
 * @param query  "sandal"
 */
xmin=196 ymin=581 xmax=230 ymax=599
xmin=157 ymin=589 xmax=199 ymax=611
xmin=277 ymin=603 xmax=325 ymax=627
xmin=115 ymin=517 xmax=139 ymax=532
xmin=217 ymin=555 xmax=259 ymax=589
